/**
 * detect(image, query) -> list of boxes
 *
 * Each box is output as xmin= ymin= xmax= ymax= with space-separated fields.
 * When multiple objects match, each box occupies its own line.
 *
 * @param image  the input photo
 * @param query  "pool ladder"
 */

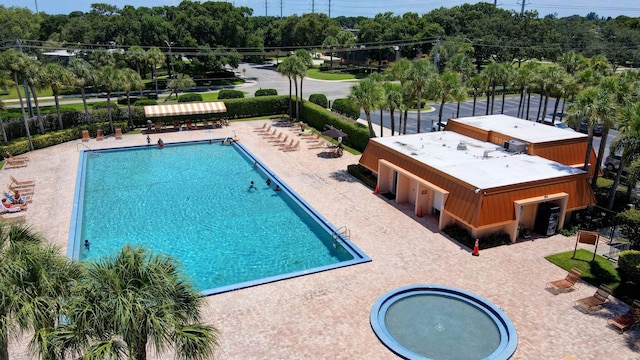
xmin=333 ymin=226 xmax=351 ymax=241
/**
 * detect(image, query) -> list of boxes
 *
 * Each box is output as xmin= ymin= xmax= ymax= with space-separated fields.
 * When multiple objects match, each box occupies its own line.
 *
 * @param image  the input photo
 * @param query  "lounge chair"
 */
xmin=4 ymin=192 xmax=30 ymax=204
xmin=254 ymin=122 xmax=267 ymax=131
xmin=283 ymin=140 xmax=300 ymax=152
xmin=82 ymin=130 xmax=90 ymax=142
xmin=10 ymin=176 xmax=35 ymax=188
xmin=6 ymin=151 xmax=29 ymax=162
xmin=115 ymin=128 xmax=123 ymax=140
xmin=547 ymin=268 xmax=582 ymax=293
xmin=96 ymin=129 xmax=104 ymax=141
xmin=8 ymin=184 xmax=33 ymax=196
xmin=3 ymin=159 xmax=27 ymax=169
xmin=608 ymin=300 xmax=640 ymax=333
xmin=574 ymin=284 xmax=612 ymax=313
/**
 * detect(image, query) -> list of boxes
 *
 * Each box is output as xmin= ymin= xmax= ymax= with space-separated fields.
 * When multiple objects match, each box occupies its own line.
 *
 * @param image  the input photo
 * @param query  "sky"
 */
xmin=3 ymin=0 xmax=640 ymax=19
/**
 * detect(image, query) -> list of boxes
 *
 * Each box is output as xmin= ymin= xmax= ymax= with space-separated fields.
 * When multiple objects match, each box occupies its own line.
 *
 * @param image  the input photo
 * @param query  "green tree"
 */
xmin=466 ymin=75 xmax=484 ymax=117
xmin=0 ymin=49 xmax=33 ymax=150
xmin=23 ymin=58 xmax=46 ymax=134
xmin=348 ymin=78 xmax=384 ymax=138
xmin=407 ymin=59 xmax=437 ymax=133
xmin=145 ymin=47 xmax=166 ymax=98
xmin=0 ymin=223 xmax=80 ymax=360
xmin=383 ymin=82 xmax=403 ymax=136
xmin=294 ymin=50 xmax=313 ymax=121
xmin=277 ymin=57 xmax=296 ymax=118
xmin=126 ymin=45 xmax=147 ymax=94
xmin=54 ymin=245 xmax=219 ymax=360
xmin=167 ymin=73 xmax=196 ymax=100
xmin=120 ymin=68 xmax=144 ymax=128
xmin=97 ymin=66 xmax=121 ymax=133
xmin=322 ymin=35 xmax=339 ymax=70
xmin=609 ymin=103 xmax=640 ymax=209
xmin=434 ymin=71 xmax=463 ymax=125
xmin=480 ymin=61 xmax=502 ymax=115
xmin=43 ymin=63 xmax=73 ymax=130
xmin=385 ymin=58 xmax=412 ymax=134
xmin=68 ymin=58 xmax=96 ymax=123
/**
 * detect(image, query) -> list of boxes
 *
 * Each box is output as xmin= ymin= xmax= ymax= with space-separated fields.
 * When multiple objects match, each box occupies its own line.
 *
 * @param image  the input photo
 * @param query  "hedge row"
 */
xmin=442 ymin=223 xmax=511 ymax=250
xmin=331 ymin=98 xmax=360 ymax=119
xmin=301 ymin=101 xmax=369 ymax=151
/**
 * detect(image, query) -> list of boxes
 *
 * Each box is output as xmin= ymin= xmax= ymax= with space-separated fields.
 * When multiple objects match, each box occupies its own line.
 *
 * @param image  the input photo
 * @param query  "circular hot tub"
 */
xmin=370 ymin=284 xmax=517 ymax=360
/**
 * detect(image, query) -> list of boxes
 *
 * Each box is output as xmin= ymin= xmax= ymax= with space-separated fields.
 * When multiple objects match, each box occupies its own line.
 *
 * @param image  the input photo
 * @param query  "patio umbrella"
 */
xmin=321 ymin=128 xmax=347 ymax=139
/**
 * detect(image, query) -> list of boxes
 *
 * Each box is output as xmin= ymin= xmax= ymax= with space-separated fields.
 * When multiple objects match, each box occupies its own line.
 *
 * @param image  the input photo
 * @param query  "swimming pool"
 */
xmin=68 ymin=140 xmax=369 ymax=295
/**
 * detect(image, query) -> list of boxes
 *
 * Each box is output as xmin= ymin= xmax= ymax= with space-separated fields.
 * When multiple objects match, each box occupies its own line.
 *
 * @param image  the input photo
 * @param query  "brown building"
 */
xmin=359 ymin=115 xmax=597 ymax=242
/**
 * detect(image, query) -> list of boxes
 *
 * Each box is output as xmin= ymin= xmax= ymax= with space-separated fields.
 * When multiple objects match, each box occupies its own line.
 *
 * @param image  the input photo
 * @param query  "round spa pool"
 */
xmin=370 ymin=285 xmax=517 ymax=360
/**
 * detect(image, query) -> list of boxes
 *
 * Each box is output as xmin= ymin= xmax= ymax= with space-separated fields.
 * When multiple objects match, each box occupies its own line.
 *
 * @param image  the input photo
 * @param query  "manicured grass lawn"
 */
xmin=2 ymin=103 xmax=85 ymax=117
xmin=0 ymin=86 xmax=54 ymax=100
xmin=545 ymin=249 xmax=638 ymax=304
xmin=306 ymin=69 xmax=363 ymax=81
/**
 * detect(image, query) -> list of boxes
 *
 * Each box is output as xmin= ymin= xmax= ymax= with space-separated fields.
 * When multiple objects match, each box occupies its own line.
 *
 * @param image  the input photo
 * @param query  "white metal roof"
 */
xmin=372 ymin=131 xmax=585 ymax=189
xmin=452 ymin=114 xmax=587 ymax=143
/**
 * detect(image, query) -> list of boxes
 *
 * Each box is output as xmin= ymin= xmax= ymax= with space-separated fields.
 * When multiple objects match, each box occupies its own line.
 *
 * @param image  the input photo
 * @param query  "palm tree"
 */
xmin=608 ymin=103 xmax=640 ymax=209
xmin=407 ymin=59 xmax=437 ymax=133
xmin=383 ymin=82 xmax=403 ymax=136
xmin=539 ymin=64 xmax=567 ymax=121
xmin=23 ymin=59 xmax=46 ymax=134
xmin=294 ymin=50 xmax=313 ymax=121
xmin=480 ymin=61 xmax=502 ymax=115
xmin=447 ymin=53 xmax=475 ymax=82
xmin=97 ymin=66 xmax=121 ymax=133
xmin=120 ymin=68 xmax=144 ymax=128
xmin=566 ymin=87 xmax=617 ymax=188
xmin=385 ymin=59 xmax=412 ymax=134
xmin=348 ymin=78 xmax=384 ymax=138
xmin=368 ymin=72 xmax=386 ymax=136
xmin=145 ymin=47 xmax=166 ymax=99
xmin=43 ymin=63 xmax=73 ymax=130
xmin=497 ymin=62 xmax=515 ymax=114
xmin=434 ymin=71 xmax=463 ymax=127
xmin=167 ymin=73 xmax=195 ymax=100
xmin=54 ymin=245 xmax=219 ymax=360
xmin=277 ymin=58 xmax=296 ymax=118
xmin=68 ymin=58 xmax=96 ymax=123
xmin=0 ymin=49 xmax=34 ymax=150
xmin=0 ymin=70 xmax=12 ymax=144
xmin=466 ymin=75 xmax=484 ymax=117
xmin=0 ymin=223 xmax=80 ymax=360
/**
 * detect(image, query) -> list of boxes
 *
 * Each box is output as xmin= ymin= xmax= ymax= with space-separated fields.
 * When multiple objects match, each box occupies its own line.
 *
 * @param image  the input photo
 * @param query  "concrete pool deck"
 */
xmin=5 ymin=120 xmax=640 ymax=359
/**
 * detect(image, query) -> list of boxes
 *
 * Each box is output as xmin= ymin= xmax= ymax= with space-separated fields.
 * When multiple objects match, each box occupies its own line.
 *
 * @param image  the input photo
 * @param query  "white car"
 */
xmin=432 ymin=119 xmax=448 ymax=132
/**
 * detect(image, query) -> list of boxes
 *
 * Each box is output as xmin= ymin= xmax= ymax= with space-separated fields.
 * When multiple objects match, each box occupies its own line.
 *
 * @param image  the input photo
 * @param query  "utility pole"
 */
xmin=280 ymin=0 xmax=283 ymax=18
xmin=519 ymin=0 xmax=527 ymax=14
xmin=34 ymin=0 xmax=38 ymax=13
xmin=164 ymin=40 xmax=174 ymax=79
xmin=265 ymin=0 xmax=267 ymax=16
xmin=311 ymin=0 xmax=314 ymax=13
xmin=328 ymin=0 xmax=331 ymax=18
xmin=16 ymin=40 xmax=33 ymax=117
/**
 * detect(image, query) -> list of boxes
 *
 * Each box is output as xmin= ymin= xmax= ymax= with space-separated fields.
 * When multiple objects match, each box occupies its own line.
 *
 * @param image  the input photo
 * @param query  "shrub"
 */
xmin=117 ymin=96 xmax=140 ymax=105
xmin=618 ymin=250 xmax=640 ymax=284
xmin=309 ymin=93 xmax=328 ymax=108
xmin=218 ymin=89 xmax=244 ymax=99
xmin=301 ymin=101 xmax=369 ymax=152
xmin=255 ymin=88 xmax=277 ymax=97
xmin=442 ymin=223 xmax=510 ymax=250
xmin=133 ymin=99 xmax=158 ymax=106
xmin=615 ymin=209 xmax=640 ymax=250
xmin=177 ymin=93 xmax=203 ymax=103
xmin=347 ymin=164 xmax=377 ymax=188
xmin=331 ymin=98 xmax=360 ymax=120
xmin=91 ymin=101 xmax=120 ymax=110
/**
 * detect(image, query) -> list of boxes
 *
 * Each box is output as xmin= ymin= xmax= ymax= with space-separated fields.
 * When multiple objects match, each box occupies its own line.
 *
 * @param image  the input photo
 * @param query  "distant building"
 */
xmin=359 ymin=115 xmax=597 ymax=242
xmin=41 ymin=50 xmax=77 ymax=64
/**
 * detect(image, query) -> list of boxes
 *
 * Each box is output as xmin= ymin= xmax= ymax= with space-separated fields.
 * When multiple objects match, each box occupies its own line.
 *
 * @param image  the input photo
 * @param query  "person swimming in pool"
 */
xmin=84 ymin=239 xmax=91 ymax=251
xmin=266 ymin=178 xmax=272 ymax=186
xmin=249 ymin=181 xmax=257 ymax=191
xmin=274 ymin=185 xmax=281 ymax=191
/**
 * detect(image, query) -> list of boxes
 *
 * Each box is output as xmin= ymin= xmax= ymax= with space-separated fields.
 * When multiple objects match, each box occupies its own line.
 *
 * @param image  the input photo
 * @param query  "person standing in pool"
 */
xmin=266 ymin=178 xmax=272 ymax=186
xmin=249 ymin=181 xmax=257 ymax=191
xmin=84 ymin=239 xmax=91 ymax=251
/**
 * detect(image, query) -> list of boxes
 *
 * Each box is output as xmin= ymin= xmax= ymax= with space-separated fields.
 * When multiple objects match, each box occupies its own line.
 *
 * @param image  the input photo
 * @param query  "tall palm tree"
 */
xmin=348 ymin=78 xmax=384 ymax=138
xmin=497 ymin=62 xmax=515 ymax=114
xmin=566 ymin=87 xmax=617 ymax=187
xmin=447 ymin=53 xmax=475 ymax=82
xmin=383 ymin=82 xmax=403 ymax=136
xmin=68 ymin=58 xmax=96 ymax=123
xmin=120 ymin=68 xmax=144 ymax=128
xmin=145 ymin=47 xmax=166 ymax=99
xmin=480 ymin=61 xmax=502 ymax=115
xmin=23 ymin=59 xmax=46 ymax=134
xmin=0 ymin=223 xmax=80 ymax=360
xmin=434 ymin=71 xmax=463 ymax=126
xmin=277 ymin=58 xmax=295 ymax=118
xmin=466 ymin=75 xmax=484 ymax=117
xmin=368 ymin=72 xmax=386 ymax=136
xmin=558 ymin=51 xmax=587 ymax=77
xmin=608 ymin=103 xmax=640 ymax=209
xmin=539 ymin=64 xmax=567 ymax=121
xmin=294 ymin=50 xmax=313 ymax=121
xmin=0 ymin=49 xmax=34 ymax=150
xmin=43 ymin=63 xmax=73 ymax=130
xmin=385 ymin=59 xmax=412 ymax=134
xmin=54 ymin=245 xmax=219 ymax=360
xmin=97 ymin=66 xmax=121 ymax=133
xmin=407 ymin=59 xmax=437 ymax=133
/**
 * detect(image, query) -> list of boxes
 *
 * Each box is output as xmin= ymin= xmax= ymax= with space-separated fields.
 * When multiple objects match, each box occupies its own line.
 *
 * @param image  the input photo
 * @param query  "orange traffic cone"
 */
xmin=374 ymin=184 xmax=379 ymax=194
xmin=417 ymin=207 xmax=423 ymax=217
xmin=472 ymin=238 xmax=480 ymax=256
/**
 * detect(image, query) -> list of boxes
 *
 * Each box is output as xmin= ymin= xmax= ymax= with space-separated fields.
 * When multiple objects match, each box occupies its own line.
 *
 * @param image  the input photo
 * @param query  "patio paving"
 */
xmin=4 ymin=120 xmax=639 ymax=359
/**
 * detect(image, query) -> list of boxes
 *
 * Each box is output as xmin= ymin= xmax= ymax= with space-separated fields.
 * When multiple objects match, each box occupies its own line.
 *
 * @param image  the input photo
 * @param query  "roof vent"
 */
xmin=457 ymin=142 xmax=467 ymax=151
xmin=483 ymin=150 xmax=491 ymax=158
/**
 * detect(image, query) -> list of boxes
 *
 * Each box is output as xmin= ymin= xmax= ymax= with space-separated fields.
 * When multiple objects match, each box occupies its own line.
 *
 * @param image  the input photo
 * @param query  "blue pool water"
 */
xmin=68 ymin=140 xmax=369 ymax=295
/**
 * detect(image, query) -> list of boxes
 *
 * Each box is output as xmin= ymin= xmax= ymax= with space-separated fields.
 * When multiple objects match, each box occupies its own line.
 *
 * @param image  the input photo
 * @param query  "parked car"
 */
xmin=542 ymin=118 xmax=573 ymax=131
xmin=432 ymin=119 xmax=448 ymax=132
xmin=604 ymin=154 xmax=628 ymax=173
xmin=578 ymin=122 xmax=603 ymax=136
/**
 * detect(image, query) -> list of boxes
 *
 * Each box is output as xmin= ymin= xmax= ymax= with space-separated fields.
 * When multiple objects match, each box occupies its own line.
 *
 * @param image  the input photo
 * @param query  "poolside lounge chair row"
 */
xmin=3 ymin=151 xmax=30 ymax=169
xmin=253 ymin=124 xmax=301 ymax=152
xmin=82 ymin=128 xmax=123 ymax=142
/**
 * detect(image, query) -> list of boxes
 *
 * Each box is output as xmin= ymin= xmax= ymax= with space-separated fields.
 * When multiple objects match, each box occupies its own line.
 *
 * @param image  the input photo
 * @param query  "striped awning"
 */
xmin=144 ymin=102 xmax=227 ymax=118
